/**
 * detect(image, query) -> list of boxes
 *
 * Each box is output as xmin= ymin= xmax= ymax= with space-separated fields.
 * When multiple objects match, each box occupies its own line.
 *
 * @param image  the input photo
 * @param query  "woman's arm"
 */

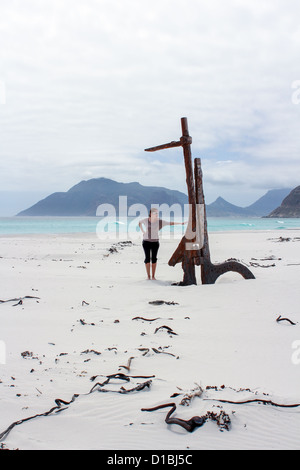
xmin=139 ymin=220 xmax=146 ymax=234
xmin=169 ymin=221 xmax=187 ymax=226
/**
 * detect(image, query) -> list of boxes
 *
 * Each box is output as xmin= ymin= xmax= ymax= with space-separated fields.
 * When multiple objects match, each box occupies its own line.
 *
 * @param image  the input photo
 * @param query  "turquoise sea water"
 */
xmin=0 ymin=216 xmax=300 ymax=235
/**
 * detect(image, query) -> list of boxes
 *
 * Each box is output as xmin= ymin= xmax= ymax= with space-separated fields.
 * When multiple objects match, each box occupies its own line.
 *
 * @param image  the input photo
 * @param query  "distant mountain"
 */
xmin=17 ymin=178 xmax=292 ymax=218
xmin=244 ymin=188 xmax=292 ymax=217
xmin=206 ymin=197 xmax=248 ymax=217
xmin=17 ymin=178 xmax=189 ymax=216
xmin=205 ymin=188 xmax=292 ymax=217
xmin=266 ymin=186 xmax=300 ymax=218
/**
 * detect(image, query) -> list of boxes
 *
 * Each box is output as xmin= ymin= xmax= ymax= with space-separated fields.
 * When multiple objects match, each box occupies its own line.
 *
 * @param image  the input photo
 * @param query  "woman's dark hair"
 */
xmin=149 ymin=208 xmax=158 ymax=217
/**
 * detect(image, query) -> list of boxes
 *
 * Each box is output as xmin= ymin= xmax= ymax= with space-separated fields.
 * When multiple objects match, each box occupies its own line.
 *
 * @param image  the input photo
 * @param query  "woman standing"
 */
xmin=139 ymin=208 xmax=186 ymax=280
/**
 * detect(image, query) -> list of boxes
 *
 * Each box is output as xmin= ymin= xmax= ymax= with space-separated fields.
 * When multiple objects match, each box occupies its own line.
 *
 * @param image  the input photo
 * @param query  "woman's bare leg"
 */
xmin=151 ymin=263 xmax=157 ymax=280
xmin=145 ymin=263 xmax=151 ymax=279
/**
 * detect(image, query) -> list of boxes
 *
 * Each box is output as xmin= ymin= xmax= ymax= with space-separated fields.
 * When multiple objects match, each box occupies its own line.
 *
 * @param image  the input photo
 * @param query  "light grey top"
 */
xmin=140 ymin=218 xmax=168 ymax=241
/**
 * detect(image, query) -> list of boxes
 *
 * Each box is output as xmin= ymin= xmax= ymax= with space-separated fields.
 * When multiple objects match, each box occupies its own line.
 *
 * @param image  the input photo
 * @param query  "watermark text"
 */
xmin=0 ymin=80 xmax=6 ymax=104
xmin=0 ymin=340 xmax=6 ymax=365
xmin=291 ymin=340 xmax=300 ymax=365
xmin=291 ymin=80 xmax=300 ymax=105
xmin=96 ymin=196 xmax=204 ymax=249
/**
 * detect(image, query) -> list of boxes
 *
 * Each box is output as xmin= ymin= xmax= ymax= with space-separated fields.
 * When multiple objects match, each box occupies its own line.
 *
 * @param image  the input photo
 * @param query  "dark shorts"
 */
xmin=142 ymin=240 xmax=160 ymax=264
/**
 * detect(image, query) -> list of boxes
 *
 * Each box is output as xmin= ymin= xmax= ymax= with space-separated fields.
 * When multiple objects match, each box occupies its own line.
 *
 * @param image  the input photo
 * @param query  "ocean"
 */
xmin=0 ymin=216 xmax=300 ymax=236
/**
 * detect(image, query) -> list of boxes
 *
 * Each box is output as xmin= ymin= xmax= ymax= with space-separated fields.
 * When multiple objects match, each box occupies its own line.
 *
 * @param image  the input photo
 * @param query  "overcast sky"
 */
xmin=0 ymin=0 xmax=300 ymax=215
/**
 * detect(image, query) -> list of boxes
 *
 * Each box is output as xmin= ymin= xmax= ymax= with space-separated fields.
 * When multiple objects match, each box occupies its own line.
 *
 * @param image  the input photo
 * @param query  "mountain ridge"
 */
xmin=17 ymin=178 xmax=189 ymax=217
xmin=266 ymin=185 xmax=300 ymax=218
xmin=16 ymin=178 xmax=293 ymax=218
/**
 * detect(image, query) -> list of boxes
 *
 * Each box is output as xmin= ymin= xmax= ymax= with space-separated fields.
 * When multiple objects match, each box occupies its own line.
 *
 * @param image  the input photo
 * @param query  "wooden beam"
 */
xmin=144 ymin=140 xmax=182 ymax=152
xmin=167 ymin=118 xmax=197 ymax=285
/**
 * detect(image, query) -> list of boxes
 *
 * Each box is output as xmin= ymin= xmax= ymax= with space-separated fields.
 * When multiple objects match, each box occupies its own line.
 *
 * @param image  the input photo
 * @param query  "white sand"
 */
xmin=0 ymin=230 xmax=300 ymax=450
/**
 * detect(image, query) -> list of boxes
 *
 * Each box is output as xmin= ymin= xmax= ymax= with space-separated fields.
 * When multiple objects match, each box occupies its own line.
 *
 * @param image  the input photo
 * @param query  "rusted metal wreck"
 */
xmin=145 ymin=117 xmax=255 ymax=286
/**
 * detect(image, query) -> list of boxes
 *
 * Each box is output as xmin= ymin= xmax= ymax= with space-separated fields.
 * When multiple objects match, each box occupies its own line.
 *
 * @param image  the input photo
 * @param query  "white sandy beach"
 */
xmin=0 ymin=229 xmax=300 ymax=450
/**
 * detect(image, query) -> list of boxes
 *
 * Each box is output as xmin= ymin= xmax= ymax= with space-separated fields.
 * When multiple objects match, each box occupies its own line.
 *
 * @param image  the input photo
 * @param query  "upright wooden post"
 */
xmin=177 ymin=118 xmax=197 ymax=285
xmin=180 ymin=117 xmax=196 ymax=236
xmin=194 ymin=157 xmax=255 ymax=284
xmin=194 ymin=157 xmax=211 ymax=264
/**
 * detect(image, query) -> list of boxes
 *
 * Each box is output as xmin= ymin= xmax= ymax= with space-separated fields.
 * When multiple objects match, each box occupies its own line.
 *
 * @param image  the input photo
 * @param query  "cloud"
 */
xmin=203 ymin=158 xmax=299 ymax=190
xmin=0 ymin=0 xmax=300 ymax=207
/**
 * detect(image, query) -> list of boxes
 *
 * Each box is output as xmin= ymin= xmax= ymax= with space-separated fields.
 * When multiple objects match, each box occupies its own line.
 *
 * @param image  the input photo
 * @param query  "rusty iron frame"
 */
xmin=145 ymin=117 xmax=255 ymax=286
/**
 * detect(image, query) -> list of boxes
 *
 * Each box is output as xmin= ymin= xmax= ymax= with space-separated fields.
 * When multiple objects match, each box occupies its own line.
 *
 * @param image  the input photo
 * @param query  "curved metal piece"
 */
xmin=201 ymin=259 xmax=255 ymax=285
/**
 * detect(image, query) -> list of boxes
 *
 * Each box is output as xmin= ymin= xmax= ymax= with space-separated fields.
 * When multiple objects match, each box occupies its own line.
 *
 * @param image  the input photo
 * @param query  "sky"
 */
xmin=0 ymin=0 xmax=300 ymax=215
